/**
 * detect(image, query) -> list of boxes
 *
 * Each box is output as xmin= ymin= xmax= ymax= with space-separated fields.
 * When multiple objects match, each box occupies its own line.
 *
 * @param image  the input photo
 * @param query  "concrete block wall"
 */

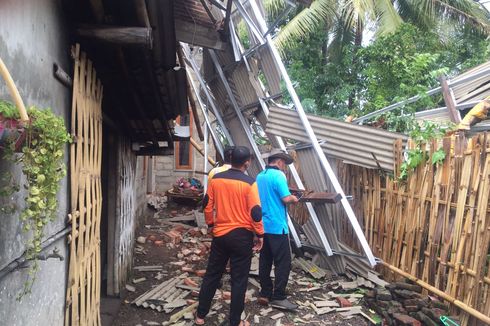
xmin=154 ymin=127 xmax=216 ymax=193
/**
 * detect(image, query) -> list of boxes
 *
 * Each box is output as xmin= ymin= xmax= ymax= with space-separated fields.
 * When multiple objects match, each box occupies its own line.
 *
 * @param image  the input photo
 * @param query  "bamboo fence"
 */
xmin=65 ymin=44 xmax=103 ymax=326
xmin=338 ymin=133 xmax=490 ymax=325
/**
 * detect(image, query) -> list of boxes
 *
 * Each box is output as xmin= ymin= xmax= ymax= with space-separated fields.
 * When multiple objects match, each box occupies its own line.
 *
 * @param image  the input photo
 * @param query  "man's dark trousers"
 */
xmin=197 ymin=228 xmax=254 ymax=326
xmin=259 ymin=233 xmax=291 ymax=300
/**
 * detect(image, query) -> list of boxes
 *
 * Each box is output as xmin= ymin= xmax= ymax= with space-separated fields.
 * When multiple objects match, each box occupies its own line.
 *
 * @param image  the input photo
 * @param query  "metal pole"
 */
xmin=185 ymin=63 xmax=225 ymax=158
xmin=181 ymin=44 xmax=234 ymax=146
xmin=203 ymin=113 xmax=209 ymax=192
xmin=353 ymin=87 xmax=442 ymax=123
xmin=354 ymin=66 xmax=490 ymax=123
xmin=208 ymin=49 xmax=264 ymax=166
xmin=232 ymin=0 xmax=265 ymax=44
xmin=249 ymin=0 xmax=376 ymax=266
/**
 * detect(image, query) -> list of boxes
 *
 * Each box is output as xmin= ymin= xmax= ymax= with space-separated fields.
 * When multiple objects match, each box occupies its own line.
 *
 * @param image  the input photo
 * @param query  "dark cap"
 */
xmin=231 ymin=146 xmax=251 ymax=165
xmin=268 ymin=148 xmax=294 ymax=165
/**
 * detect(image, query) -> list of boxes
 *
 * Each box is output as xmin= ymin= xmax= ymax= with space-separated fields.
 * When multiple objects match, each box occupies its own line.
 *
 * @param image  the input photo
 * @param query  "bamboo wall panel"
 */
xmin=65 ymin=44 xmax=103 ymax=326
xmin=339 ymin=134 xmax=490 ymax=325
xmin=113 ymin=137 xmax=137 ymax=294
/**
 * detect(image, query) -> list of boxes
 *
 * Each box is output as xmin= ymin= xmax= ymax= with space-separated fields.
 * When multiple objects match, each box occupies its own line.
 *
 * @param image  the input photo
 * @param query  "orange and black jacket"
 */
xmin=204 ymin=168 xmax=264 ymax=238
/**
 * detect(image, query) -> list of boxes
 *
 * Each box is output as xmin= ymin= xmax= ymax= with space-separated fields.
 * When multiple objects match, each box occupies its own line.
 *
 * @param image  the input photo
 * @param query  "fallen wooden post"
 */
xmin=190 ymin=137 xmax=215 ymax=165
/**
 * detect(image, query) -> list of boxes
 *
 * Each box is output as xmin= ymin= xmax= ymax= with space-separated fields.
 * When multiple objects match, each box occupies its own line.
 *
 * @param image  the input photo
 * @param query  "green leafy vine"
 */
xmin=398 ymin=120 xmax=453 ymax=181
xmin=0 ymin=100 xmax=71 ymax=297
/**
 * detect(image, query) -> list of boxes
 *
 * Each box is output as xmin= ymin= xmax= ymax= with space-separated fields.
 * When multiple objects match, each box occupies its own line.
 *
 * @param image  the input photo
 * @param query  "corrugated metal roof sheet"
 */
xmin=293 ymin=149 xmax=345 ymax=273
xmin=451 ymin=60 xmax=490 ymax=103
xmin=266 ymin=106 xmax=408 ymax=171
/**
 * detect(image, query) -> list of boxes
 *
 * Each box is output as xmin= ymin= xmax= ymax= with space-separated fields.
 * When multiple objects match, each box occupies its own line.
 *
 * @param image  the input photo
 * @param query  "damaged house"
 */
xmin=0 ymin=1 xmax=489 ymax=326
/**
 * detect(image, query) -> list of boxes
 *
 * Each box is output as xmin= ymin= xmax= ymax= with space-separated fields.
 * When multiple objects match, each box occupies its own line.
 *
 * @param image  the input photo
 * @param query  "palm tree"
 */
xmin=265 ymin=0 xmax=490 ymax=52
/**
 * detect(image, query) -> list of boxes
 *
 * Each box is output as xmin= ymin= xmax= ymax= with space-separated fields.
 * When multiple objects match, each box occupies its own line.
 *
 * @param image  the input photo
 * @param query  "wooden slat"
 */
xmin=338 ymin=133 xmax=490 ymax=325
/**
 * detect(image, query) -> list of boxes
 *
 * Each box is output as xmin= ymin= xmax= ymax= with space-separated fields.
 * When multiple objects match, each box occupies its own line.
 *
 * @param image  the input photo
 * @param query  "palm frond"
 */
xmin=328 ymin=15 xmax=356 ymax=62
xmin=403 ymin=0 xmax=490 ymax=34
xmin=375 ymin=0 xmax=403 ymax=34
xmin=264 ymin=0 xmax=288 ymax=20
xmin=397 ymin=0 xmax=435 ymax=30
xmin=274 ymin=0 xmax=337 ymax=52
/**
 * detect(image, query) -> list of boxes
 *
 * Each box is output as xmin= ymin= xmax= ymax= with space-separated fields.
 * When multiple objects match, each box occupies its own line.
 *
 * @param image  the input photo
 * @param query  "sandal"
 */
xmin=194 ymin=312 xmax=205 ymax=325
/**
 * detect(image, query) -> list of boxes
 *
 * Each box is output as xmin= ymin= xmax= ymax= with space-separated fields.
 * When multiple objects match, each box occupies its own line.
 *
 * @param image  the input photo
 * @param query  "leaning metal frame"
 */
xmin=244 ymin=0 xmax=376 ymax=266
xmin=182 ymin=41 xmax=302 ymax=248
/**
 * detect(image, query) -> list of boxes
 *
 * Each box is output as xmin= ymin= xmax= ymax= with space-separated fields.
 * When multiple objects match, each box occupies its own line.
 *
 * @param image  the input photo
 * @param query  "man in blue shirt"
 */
xmin=256 ymin=149 xmax=299 ymax=311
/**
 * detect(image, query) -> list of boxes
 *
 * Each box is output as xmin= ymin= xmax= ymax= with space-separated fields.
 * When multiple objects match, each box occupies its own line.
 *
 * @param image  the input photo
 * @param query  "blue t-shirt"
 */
xmin=256 ymin=166 xmax=291 ymax=234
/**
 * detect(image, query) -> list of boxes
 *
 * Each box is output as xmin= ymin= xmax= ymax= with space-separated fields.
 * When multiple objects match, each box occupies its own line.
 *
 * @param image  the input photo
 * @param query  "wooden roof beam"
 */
xmin=75 ymin=26 xmax=153 ymax=48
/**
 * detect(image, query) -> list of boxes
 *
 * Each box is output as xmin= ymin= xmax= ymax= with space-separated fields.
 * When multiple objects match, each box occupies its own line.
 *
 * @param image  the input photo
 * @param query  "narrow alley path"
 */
xmin=108 ymin=201 xmax=370 ymax=326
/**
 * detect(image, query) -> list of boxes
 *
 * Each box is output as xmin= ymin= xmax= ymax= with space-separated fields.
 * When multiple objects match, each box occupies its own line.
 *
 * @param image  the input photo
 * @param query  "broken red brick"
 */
xmin=172 ymin=225 xmax=185 ymax=233
xmin=195 ymin=269 xmax=206 ymax=277
xmin=336 ymin=297 xmax=352 ymax=308
xmin=222 ymin=291 xmax=231 ymax=300
xmin=186 ymin=299 xmax=197 ymax=305
xmin=148 ymin=235 xmax=157 ymax=241
xmin=171 ymin=210 xmax=178 ymax=216
xmin=184 ymin=278 xmax=199 ymax=288
xmin=393 ymin=313 xmax=421 ymax=326
xmin=154 ymin=240 xmax=164 ymax=246
xmin=164 ymin=231 xmax=182 ymax=244
xmin=182 ymin=266 xmax=194 ymax=273
xmin=188 ymin=228 xmax=200 ymax=237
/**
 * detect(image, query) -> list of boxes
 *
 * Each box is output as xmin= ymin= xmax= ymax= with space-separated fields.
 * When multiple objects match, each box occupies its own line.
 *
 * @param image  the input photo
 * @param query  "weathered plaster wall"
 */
xmin=0 ymin=1 xmax=71 ymax=325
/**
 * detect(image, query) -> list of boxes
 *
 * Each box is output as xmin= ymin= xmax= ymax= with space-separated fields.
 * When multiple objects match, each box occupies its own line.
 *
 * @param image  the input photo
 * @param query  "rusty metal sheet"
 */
xmin=266 ymin=106 xmax=407 ymax=171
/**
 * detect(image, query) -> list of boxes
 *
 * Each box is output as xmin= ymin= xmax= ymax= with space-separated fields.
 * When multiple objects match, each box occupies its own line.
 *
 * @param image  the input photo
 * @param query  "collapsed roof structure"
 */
xmin=178 ymin=0 xmax=401 ymax=274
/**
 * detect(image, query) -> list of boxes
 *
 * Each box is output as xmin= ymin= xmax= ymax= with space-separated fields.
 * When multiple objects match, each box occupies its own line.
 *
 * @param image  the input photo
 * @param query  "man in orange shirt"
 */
xmin=196 ymin=146 xmax=264 ymax=326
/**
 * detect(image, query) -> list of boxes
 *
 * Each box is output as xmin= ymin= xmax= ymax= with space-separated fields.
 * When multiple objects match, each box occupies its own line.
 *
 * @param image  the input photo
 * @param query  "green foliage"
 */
xmin=237 ymin=21 xmax=251 ymax=50
xmin=0 ymin=100 xmax=71 ymax=297
xmin=398 ymin=120 xmax=453 ymax=181
xmin=282 ymin=23 xmax=490 ymax=118
xmin=359 ymin=24 xmax=445 ymax=113
xmin=431 ymin=148 xmax=446 ymax=165
xmin=0 ymin=100 xmax=20 ymax=119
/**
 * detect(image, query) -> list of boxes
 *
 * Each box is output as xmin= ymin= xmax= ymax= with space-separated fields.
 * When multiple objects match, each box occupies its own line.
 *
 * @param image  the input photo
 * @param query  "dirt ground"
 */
xmin=111 ymin=202 xmax=370 ymax=326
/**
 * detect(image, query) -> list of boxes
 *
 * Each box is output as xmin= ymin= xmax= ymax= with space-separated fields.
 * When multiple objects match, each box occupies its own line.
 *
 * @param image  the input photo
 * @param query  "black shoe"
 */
xmin=270 ymin=298 xmax=298 ymax=311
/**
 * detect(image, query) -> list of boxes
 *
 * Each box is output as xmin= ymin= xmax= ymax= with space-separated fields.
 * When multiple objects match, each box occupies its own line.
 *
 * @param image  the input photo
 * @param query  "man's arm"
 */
xmin=275 ymin=173 xmax=298 ymax=204
xmin=248 ymin=182 xmax=264 ymax=238
xmin=282 ymin=194 xmax=299 ymax=204
xmin=203 ymin=181 xmax=215 ymax=228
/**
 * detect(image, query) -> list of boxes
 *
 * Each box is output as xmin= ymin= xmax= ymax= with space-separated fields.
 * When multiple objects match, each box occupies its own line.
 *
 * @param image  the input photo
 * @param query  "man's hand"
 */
xmin=282 ymin=195 xmax=299 ymax=204
xmin=253 ymin=237 xmax=264 ymax=252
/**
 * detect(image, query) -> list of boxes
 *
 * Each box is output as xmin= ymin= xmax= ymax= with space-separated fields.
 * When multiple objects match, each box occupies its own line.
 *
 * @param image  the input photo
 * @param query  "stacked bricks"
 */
xmin=365 ymin=280 xmax=457 ymax=325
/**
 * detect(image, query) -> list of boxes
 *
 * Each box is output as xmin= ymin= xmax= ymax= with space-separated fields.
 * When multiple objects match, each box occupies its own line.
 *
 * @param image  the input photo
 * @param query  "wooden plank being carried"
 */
xmin=300 ymin=192 xmax=342 ymax=204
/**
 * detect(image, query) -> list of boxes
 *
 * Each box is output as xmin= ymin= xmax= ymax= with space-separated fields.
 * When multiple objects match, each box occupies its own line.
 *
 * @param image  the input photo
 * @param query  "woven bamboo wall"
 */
xmin=65 ymin=44 xmax=103 ymax=326
xmin=339 ymin=133 xmax=490 ymax=325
